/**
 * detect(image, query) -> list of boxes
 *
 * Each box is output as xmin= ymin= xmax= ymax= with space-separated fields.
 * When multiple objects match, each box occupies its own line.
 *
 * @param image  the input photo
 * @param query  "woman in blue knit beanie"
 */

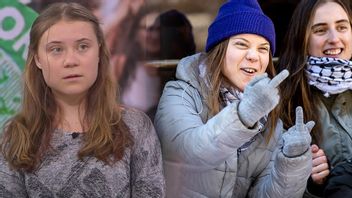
xmin=154 ymin=0 xmax=314 ymax=197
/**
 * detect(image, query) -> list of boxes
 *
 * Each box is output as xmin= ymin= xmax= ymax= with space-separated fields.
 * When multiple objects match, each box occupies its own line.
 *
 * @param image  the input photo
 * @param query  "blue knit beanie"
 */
xmin=206 ymin=0 xmax=276 ymax=55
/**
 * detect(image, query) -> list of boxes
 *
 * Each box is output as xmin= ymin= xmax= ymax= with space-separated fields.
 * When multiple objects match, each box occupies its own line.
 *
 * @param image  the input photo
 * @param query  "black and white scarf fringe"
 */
xmin=219 ymin=86 xmax=267 ymax=132
xmin=306 ymin=56 xmax=352 ymax=97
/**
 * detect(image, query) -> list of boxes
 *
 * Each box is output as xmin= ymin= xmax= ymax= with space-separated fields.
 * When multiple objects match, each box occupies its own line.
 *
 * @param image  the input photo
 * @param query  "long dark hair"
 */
xmin=276 ymin=0 xmax=352 ymax=144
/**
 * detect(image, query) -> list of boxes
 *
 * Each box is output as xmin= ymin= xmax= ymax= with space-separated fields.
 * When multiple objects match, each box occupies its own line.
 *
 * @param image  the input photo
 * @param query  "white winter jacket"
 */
xmin=154 ymin=53 xmax=312 ymax=198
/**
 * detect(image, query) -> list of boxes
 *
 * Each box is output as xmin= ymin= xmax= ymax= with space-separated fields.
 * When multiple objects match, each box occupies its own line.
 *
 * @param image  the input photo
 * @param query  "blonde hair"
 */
xmin=1 ymin=2 xmax=133 ymax=172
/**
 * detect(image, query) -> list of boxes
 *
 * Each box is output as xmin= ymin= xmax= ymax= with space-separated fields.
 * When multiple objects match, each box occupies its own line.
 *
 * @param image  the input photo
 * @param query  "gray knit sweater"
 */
xmin=0 ymin=108 xmax=165 ymax=197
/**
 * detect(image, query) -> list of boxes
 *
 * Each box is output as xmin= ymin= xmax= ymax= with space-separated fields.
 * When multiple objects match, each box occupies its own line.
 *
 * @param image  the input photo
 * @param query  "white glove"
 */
xmin=238 ymin=70 xmax=289 ymax=127
xmin=282 ymin=106 xmax=315 ymax=158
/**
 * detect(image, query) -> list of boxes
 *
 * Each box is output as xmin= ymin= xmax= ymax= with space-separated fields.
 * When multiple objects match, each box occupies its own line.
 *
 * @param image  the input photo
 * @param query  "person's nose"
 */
xmin=245 ymin=48 xmax=259 ymax=62
xmin=64 ymin=49 xmax=79 ymax=68
xmin=327 ymin=30 xmax=340 ymax=44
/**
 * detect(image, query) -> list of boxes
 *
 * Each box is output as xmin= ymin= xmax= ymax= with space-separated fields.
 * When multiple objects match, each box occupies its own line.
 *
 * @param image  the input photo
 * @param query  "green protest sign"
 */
xmin=0 ymin=0 xmax=37 ymax=131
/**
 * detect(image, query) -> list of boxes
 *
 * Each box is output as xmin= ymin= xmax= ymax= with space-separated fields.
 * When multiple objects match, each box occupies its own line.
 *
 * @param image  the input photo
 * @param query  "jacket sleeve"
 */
xmin=0 ymin=156 xmax=28 ymax=197
xmin=154 ymin=80 xmax=261 ymax=169
xmin=248 ymin=127 xmax=312 ymax=198
xmin=130 ymin=111 xmax=166 ymax=198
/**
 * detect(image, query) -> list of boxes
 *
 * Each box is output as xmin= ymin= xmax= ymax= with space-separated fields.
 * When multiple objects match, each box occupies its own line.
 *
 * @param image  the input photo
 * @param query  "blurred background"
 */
xmin=25 ymin=0 xmax=299 ymax=55
xmin=0 ymin=0 xmax=299 ymax=129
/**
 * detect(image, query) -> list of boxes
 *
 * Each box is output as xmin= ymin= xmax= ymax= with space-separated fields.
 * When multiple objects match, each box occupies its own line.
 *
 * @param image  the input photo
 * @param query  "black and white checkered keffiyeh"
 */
xmin=219 ymin=86 xmax=243 ymax=106
xmin=305 ymin=56 xmax=352 ymax=97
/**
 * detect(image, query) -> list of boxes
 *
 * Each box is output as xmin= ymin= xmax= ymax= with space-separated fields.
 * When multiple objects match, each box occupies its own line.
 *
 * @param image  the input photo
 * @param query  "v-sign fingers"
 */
xmin=306 ymin=121 xmax=315 ymax=132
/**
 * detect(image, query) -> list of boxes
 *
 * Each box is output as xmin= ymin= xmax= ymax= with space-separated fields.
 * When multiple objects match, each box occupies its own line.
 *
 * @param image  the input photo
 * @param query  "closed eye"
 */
xmin=234 ymin=41 xmax=248 ymax=49
xmin=258 ymin=47 xmax=269 ymax=53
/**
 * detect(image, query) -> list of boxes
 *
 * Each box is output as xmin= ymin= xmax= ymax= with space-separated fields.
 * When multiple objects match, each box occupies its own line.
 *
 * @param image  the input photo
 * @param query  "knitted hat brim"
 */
xmin=206 ymin=12 xmax=275 ymax=54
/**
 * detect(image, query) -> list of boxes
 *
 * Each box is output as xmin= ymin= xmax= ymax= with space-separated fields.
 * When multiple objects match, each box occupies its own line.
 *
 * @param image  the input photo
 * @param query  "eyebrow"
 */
xmin=47 ymin=38 xmax=92 ymax=44
xmin=311 ymin=19 xmax=350 ymax=29
xmin=76 ymin=38 xmax=93 ymax=43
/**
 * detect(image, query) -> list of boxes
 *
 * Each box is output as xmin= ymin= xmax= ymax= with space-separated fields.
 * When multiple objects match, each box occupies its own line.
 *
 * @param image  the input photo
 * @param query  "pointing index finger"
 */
xmin=269 ymin=69 xmax=289 ymax=87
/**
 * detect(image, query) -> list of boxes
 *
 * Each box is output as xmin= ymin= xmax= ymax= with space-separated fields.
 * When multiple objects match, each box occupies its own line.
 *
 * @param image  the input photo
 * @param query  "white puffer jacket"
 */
xmin=154 ymin=53 xmax=312 ymax=198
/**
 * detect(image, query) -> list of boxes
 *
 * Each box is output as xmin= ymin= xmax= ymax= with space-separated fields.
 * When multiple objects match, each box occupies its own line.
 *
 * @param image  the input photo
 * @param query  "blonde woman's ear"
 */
xmin=34 ymin=55 xmax=42 ymax=69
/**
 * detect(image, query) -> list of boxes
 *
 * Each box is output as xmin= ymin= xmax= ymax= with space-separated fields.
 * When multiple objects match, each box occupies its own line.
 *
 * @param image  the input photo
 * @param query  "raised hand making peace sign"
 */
xmin=282 ymin=106 xmax=315 ymax=158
